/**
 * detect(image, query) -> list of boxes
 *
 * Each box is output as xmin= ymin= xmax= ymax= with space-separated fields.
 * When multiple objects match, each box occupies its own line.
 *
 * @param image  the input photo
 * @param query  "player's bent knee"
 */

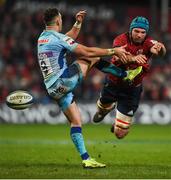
xmin=114 ymin=110 xmax=133 ymax=139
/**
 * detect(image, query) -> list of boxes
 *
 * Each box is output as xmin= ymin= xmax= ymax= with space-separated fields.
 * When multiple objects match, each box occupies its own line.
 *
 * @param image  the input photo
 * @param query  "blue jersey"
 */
xmin=37 ymin=30 xmax=78 ymax=88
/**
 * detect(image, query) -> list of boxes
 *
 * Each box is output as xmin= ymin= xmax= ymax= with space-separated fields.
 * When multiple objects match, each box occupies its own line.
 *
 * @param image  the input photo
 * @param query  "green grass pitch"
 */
xmin=0 ymin=124 xmax=171 ymax=179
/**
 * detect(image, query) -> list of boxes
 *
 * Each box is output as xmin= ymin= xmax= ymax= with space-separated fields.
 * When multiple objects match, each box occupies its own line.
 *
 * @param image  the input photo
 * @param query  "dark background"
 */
xmin=0 ymin=0 xmax=171 ymax=103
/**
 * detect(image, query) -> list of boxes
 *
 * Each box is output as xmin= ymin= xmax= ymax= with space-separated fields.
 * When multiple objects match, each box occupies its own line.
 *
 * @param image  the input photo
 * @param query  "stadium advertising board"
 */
xmin=0 ymin=103 xmax=171 ymax=124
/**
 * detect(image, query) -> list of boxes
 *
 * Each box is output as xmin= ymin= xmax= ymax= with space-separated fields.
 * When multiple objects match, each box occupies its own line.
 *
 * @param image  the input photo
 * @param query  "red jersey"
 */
xmin=108 ymin=32 xmax=155 ymax=86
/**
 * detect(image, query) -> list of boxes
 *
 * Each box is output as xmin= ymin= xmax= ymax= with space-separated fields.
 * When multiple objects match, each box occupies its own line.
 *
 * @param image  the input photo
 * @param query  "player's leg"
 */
xmin=111 ymin=110 xmax=132 ymax=139
xmin=59 ymin=94 xmax=106 ymax=168
xmin=77 ymin=57 xmax=125 ymax=78
xmin=47 ymin=67 xmax=106 ymax=168
xmin=76 ymin=57 xmax=100 ymax=78
xmin=95 ymin=60 xmax=126 ymax=77
xmin=111 ymin=85 xmax=143 ymax=139
xmin=76 ymin=57 xmax=143 ymax=82
xmin=95 ymin=60 xmax=143 ymax=81
xmin=93 ymin=79 xmax=117 ymax=123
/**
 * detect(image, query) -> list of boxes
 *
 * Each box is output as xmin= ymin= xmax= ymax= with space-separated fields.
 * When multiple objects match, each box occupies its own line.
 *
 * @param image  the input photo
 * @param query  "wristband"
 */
xmin=107 ymin=48 xmax=115 ymax=56
xmin=73 ymin=21 xmax=82 ymax=29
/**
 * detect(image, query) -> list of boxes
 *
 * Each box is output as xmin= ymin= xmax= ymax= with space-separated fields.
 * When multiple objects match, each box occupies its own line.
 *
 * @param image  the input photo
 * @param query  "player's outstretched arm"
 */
xmin=65 ymin=10 xmax=86 ymax=40
xmin=74 ymin=44 xmax=129 ymax=59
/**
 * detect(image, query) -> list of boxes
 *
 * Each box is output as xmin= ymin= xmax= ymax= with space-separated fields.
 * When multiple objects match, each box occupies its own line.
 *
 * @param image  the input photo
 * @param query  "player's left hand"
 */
xmin=75 ymin=10 xmax=86 ymax=23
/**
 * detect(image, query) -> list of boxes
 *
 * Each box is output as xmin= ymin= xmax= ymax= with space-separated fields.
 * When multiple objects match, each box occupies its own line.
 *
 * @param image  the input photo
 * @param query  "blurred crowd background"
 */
xmin=0 ymin=0 xmax=171 ymax=103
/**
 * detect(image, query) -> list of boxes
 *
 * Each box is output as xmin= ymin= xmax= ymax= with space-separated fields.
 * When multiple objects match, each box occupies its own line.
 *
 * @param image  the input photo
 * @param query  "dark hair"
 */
xmin=43 ymin=8 xmax=60 ymax=26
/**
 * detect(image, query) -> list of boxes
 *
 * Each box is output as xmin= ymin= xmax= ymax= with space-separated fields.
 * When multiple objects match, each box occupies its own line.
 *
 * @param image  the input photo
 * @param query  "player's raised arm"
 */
xmin=65 ymin=10 xmax=86 ymax=40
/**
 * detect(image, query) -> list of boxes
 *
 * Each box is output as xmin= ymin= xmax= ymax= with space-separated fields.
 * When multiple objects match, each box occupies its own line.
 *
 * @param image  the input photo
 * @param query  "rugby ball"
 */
xmin=6 ymin=90 xmax=34 ymax=110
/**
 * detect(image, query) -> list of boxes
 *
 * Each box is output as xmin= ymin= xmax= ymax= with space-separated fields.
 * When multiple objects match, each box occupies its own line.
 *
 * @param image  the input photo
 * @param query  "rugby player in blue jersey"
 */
xmin=37 ymin=8 xmax=145 ymax=168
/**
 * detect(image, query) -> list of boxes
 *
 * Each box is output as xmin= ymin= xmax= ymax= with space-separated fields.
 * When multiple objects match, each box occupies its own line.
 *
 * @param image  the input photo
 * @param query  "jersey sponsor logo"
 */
xmin=63 ymin=37 xmax=75 ymax=45
xmin=38 ymin=51 xmax=53 ymax=58
xmin=38 ymin=39 xmax=49 ymax=44
xmin=50 ymin=80 xmax=67 ymax=98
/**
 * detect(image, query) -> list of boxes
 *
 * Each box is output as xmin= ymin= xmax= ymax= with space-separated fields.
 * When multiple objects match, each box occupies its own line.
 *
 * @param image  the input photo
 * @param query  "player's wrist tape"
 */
xmin=73 ymin=21 xmax=82 ymax=29
xmin=107 ymin=48 xmax=115 ymax=56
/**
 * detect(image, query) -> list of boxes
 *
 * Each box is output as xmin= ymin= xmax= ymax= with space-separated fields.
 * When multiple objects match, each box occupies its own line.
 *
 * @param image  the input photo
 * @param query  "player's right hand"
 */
xmin=75 ymin=10 xmax=86 ymax=23
xmin=132 ymin=54 xmax=147 ymax=64
xmin=114 ymin=45 xmax=131 ymax=64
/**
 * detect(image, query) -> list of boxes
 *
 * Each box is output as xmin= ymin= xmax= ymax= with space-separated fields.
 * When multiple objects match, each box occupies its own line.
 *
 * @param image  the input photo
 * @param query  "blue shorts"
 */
xmin=47 ymin=62 xmax=83 ymax=111
xmin=100 ymin=79 xmax=143 ymax=116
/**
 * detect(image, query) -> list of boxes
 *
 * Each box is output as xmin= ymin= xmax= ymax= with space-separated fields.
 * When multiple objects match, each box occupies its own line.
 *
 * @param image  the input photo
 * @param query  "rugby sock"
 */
xmin=70 ymin=126 xmax=89 ymax=160
xmin=95 ymin=60 xmax=127 ymax=77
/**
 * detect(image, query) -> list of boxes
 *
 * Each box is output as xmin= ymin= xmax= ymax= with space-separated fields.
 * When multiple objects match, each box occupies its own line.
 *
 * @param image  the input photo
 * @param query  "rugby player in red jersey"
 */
xmin=93 ymin=16 xmax=166 ymax=139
